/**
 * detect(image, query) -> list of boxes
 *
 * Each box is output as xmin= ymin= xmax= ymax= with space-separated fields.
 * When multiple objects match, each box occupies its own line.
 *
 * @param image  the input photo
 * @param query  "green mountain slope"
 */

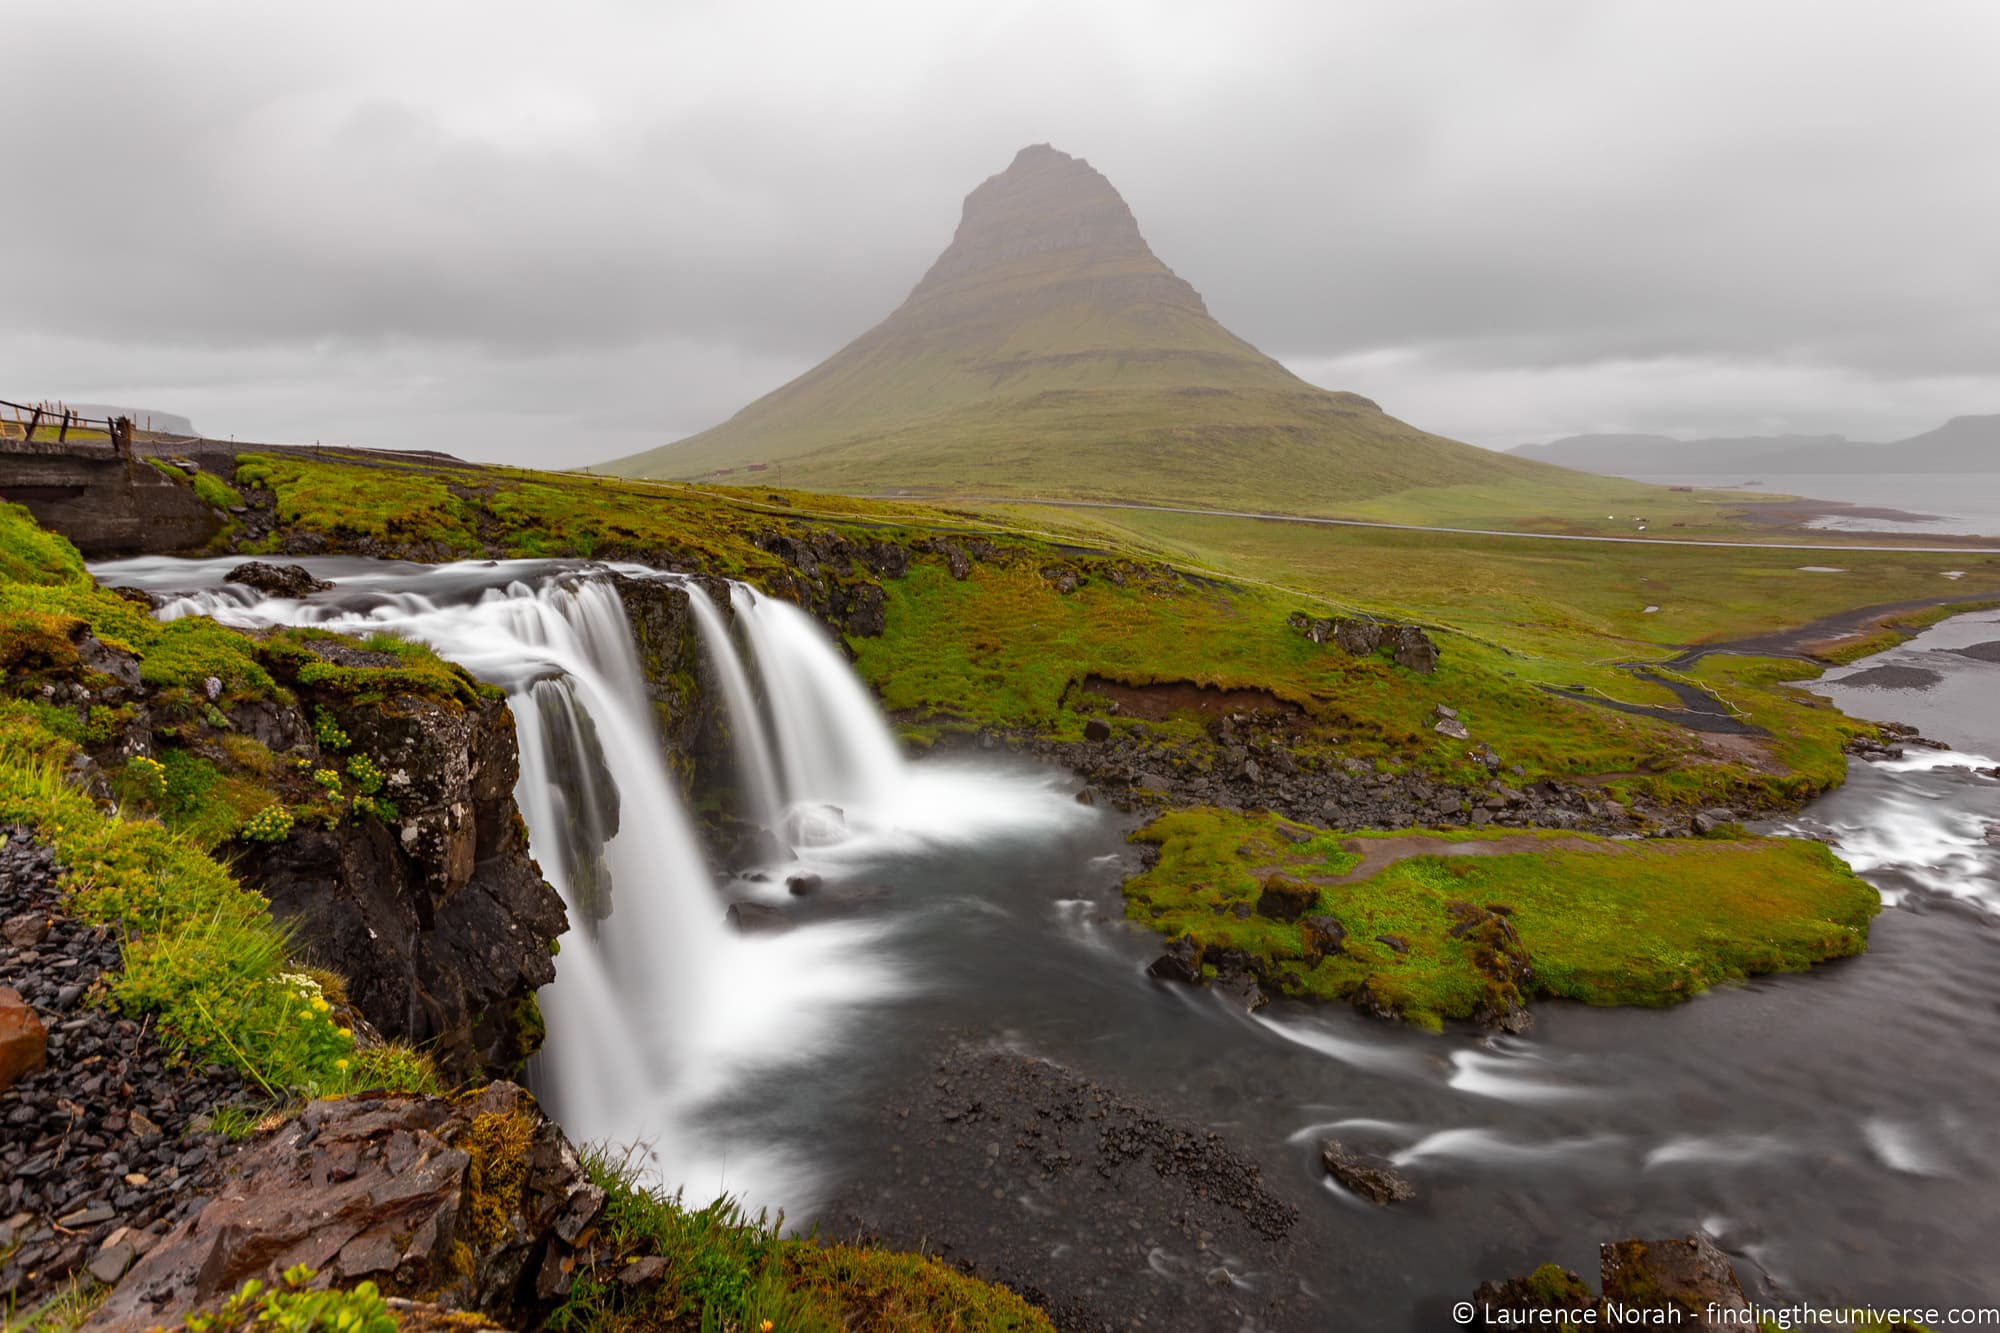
xmin=602 ymin=145 xmax=1582 ymax=516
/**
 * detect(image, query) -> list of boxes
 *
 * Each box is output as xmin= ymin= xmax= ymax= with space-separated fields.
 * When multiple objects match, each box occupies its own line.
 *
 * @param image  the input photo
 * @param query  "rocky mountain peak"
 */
xmin=904 ymin=143 xmax=1183 ymax=306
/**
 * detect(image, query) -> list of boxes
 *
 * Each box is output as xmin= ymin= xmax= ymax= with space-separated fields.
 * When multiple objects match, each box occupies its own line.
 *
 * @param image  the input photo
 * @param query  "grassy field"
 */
xmin=1124 ymin=808 xmax=1878 ymax=1030
xmin=972 ymin=501 xmax=2000 ymax=659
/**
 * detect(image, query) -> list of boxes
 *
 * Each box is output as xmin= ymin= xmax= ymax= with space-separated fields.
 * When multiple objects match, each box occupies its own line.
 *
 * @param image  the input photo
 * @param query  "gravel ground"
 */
xmin=819 ymin=1039 xmax=1328 ymax=1333
xmin=1 ymin=828 xmax=252 ymax=1309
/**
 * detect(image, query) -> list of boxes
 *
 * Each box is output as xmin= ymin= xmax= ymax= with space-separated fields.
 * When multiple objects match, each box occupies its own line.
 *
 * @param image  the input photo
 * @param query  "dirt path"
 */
xmin=1257 ymin=832 xmax=1606 ymax=887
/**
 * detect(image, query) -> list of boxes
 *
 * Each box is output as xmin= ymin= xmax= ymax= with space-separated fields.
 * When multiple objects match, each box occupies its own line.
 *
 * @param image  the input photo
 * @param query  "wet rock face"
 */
xmin=86 ymin=1083 xmax=605 ymax=1333
xmin=608 ymin=574 xmax=708 ymax=780
xmin=238 ymin=695 xmax=566 ymax=1085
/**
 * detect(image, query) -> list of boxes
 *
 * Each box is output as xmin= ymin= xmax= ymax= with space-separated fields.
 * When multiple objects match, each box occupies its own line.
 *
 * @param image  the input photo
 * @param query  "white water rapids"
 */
xmin=96 ymin=556 xmax=1090 ymax=1207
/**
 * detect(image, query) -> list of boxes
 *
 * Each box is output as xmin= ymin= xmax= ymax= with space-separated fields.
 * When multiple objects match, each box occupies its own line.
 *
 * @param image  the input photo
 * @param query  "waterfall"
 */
xmin=734 ymin=587 xmax=908 ymax=813
xmin=117 ymin=556 xmax=916 ymax=1199
xmin=683 ymin=583 xmax=785 ymax=831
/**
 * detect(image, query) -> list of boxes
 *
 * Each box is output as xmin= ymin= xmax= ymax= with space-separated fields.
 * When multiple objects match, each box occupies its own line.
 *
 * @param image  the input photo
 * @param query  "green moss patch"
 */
xmin=553 ymin=1151 xmax=1052 ymax=1332
xmin=1125 ymin=809 xmax=1878 ymax=1030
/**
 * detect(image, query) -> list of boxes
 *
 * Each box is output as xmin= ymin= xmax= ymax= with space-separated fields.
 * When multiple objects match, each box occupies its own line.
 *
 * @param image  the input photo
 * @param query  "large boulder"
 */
xmin=224 ymin=561 xmax=332 ymax=598
xmin=85 ymin=1084 xmax=603 ymax=1332
xmin=1599 ymin=1234 xmax=1751 ymax=1328
xmin=1254 ymin=874 xmax=1318 ymax=923
xmin=0 ymin=985 xmax=47 ymax=1092
xmin=1145 ymin=936 xmax=1204 ymax=984
xmin=1392 ymin=626 xmax=1440 ymax=674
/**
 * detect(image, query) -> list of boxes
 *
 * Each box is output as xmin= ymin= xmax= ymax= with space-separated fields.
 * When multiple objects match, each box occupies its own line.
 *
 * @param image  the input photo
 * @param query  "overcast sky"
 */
xmin=6 ymin=1 xmax=1997 ymax=464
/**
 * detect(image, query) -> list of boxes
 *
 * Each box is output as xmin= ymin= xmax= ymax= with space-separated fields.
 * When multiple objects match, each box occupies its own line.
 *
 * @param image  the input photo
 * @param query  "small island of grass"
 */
xmin=1123 ymin=808 xmax=1879 ymax=1030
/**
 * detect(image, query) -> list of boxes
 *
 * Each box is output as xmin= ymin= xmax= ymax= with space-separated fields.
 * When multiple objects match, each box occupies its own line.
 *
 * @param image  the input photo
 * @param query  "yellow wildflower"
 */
xmin=761 ymin=1323 xmax=774 ymax=1333
xmin=338 ymin=1027 xmax=353 ymax=1039
xmin=334 ymin=1058 xmax=349 ymax=1070
xmin=312 ymin=996 xmax=331 ymax=1012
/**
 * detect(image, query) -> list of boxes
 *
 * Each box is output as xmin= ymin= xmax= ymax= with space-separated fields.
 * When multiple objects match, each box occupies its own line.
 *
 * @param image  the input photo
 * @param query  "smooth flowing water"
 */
xmin=91 ymin=556 xmax=2000 ymax=1328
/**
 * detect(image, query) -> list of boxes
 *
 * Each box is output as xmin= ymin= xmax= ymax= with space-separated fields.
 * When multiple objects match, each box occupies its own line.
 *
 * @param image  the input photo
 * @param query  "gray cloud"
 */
xmin=5 ymin=0 xmax=1997 ymax=459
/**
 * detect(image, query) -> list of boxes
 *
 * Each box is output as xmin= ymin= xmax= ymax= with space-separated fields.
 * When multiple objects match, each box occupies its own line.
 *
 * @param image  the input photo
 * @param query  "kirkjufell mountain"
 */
xmin=604 ymin=144 xmax=1553 ymax=511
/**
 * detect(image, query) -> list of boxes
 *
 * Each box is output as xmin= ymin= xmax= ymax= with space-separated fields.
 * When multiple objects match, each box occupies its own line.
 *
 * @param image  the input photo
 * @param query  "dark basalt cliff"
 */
xmin=233 ymin=689 xmax=566 ymax=1083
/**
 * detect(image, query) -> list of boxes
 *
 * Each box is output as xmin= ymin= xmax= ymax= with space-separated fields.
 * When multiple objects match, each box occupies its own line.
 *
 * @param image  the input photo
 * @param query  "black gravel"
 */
xmin=1 ymin=828 xmax=253 ymax=1307
xmin=820 ymin=1040 xmax=1323 ymax=1333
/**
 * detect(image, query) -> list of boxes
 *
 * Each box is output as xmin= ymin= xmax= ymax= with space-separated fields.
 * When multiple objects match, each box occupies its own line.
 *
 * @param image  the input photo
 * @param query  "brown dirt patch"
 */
xmin=1080 ymin=674 xmax=1299 ymax=721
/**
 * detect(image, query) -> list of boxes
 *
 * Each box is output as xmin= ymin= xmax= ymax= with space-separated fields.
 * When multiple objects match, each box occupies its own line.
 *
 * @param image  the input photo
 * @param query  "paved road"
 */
xmin=946 ymin=495 xmax=2000 ymax=555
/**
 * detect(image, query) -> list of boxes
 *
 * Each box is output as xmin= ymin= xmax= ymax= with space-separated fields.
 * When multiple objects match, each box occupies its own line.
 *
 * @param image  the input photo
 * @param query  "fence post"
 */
xmin=111 ymin=416 xmax=133 ymax=460
xmin=22 ymin=407 xmax=42 ymax=445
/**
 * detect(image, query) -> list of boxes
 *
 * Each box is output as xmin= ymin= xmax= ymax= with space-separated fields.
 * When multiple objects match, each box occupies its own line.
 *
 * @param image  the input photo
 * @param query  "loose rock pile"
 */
xmin=0 ymin=829 xmax=251 ymax=1306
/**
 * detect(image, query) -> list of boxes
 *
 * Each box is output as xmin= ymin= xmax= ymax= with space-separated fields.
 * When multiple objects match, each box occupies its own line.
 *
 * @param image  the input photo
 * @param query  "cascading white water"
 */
xmin=735 ymin=588 xmax=908 ymax=813
xmin=683 ymin=584 xmax=785 ymax=831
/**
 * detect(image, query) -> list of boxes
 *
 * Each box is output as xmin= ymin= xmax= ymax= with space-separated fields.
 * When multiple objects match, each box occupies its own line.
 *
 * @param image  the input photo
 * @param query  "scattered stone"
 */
xmin=1073 ymin=788 xmax=1096 ymax=807
xmin=1212 ymin=971 xmax=1267 ymax=1013
xmin=1392 ymin=626 xmax=1440 ymax=674
xmin=223 ymin=561 xmax=333 ymax=598
xmin=1691 ymin=807 xmax=1737 ymax=836
xmin=1298 ymin=915 xmax=1347 ymax=962
xmin=785 ymin=872 xmax=823 ymax=897
xmin=1145 ymin=936 xmax=1204 ymax=985
xmin=616 ymin=1255 xmax=669 ymax=1288
xmin=1082 ymin=718 xmax=1112 ymax=742
xmin=1374 ymin=933 xmax=1409 ymax=955
xmin=1318 ymin=1140 xmax=1415 ymax=1205
xmin=1433 ymin=704 xmax=1459 ymax=721
xmin=724 ymin=901 xmax=795 ymax=934
xmin=1039 ymin=564 xmax=1082 ymax=594
xmin=1434 ymin=717 xmax=1471 ymax=741
xmin=88 ymin=1239 xmax=136 ymax=1283
xmin=2 ymin=911 xmax=49 ymax=948
xmin=1253 ymin=875 xmax=1318 ymax=923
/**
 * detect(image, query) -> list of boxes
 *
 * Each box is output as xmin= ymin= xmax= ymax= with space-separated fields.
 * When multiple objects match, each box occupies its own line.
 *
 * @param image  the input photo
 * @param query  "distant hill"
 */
xmin=1514 ymin=415 xmax=2000 ymax=475
xmin=603 ymin=145 xmax=1567 ymax=513
xmin=58 ymin=404 xmax=199 ymax=436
